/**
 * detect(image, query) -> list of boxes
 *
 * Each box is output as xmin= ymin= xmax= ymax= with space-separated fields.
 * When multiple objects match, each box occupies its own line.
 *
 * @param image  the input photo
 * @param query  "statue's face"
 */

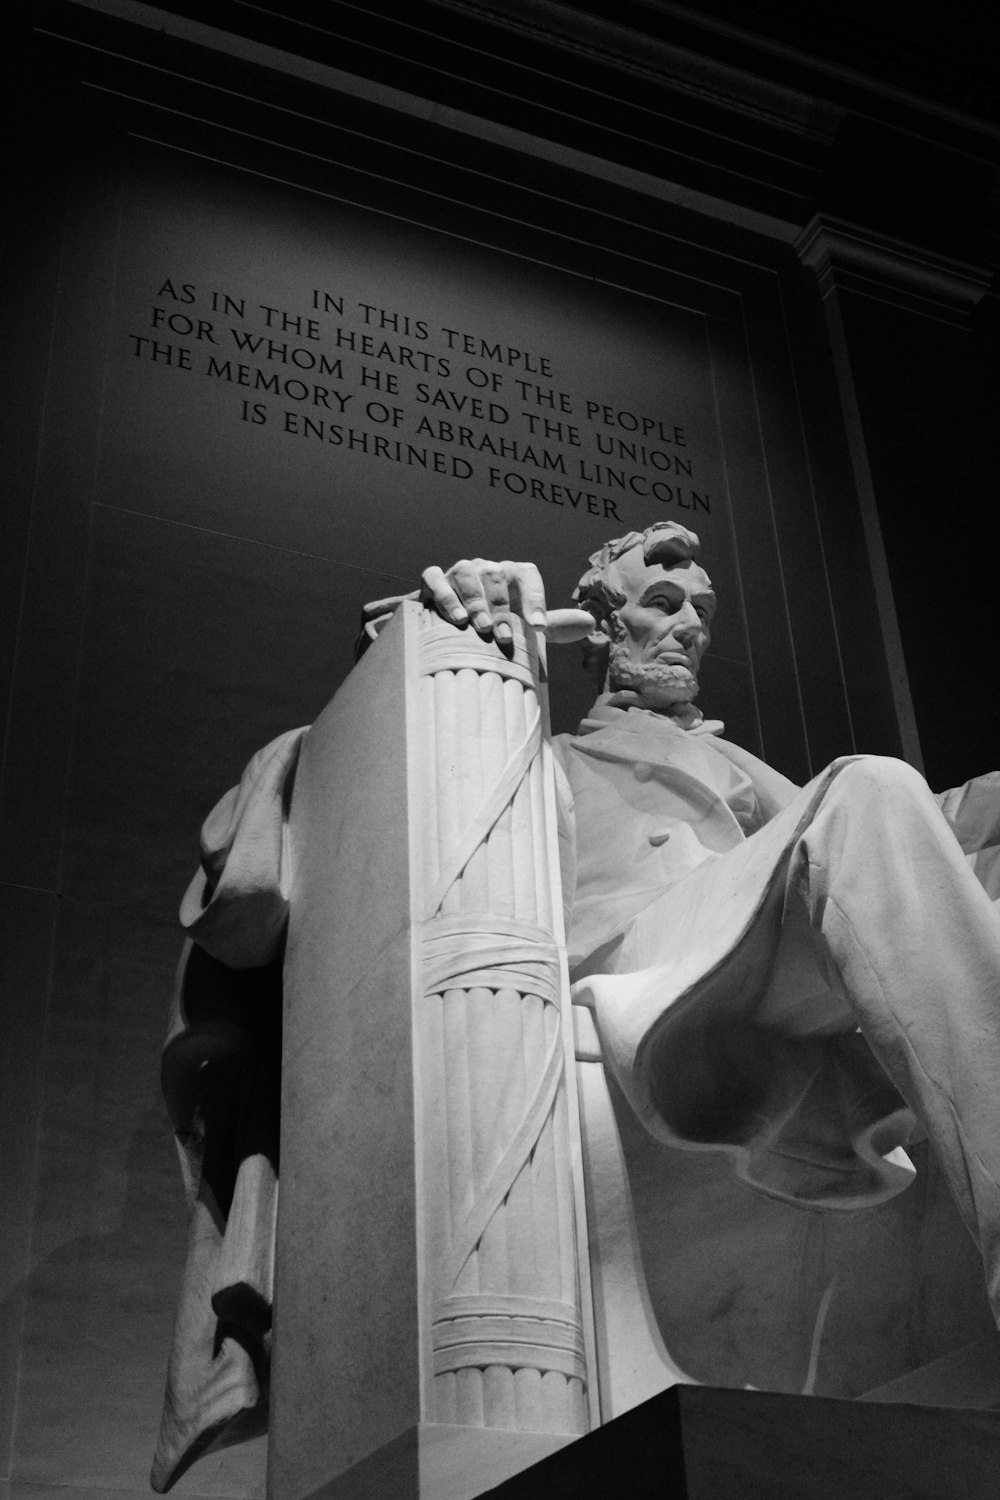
xmin=605 ymin=551 xmax=716 ymax=710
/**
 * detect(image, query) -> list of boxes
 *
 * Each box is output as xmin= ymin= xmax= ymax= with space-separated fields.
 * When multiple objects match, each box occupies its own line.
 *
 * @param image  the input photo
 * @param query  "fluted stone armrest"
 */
xmin=271 ymin=601 xmax=596 ymax=1500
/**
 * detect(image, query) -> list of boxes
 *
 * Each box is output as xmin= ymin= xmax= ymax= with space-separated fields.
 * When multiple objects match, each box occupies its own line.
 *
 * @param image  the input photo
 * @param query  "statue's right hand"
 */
xmin=420 ymin=560 xmax=548 ymax=644
xmin=357 ymin=561 xmax=592 ymax=658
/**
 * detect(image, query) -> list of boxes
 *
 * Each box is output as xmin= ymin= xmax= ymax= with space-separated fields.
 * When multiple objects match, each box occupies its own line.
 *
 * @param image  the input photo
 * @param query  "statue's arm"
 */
xmin=934 ymin=770 xmax=1000 ymax=854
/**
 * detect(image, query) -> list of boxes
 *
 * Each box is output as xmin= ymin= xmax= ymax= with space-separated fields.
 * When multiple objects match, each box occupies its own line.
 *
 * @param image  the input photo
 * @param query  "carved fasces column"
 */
xmin=412 ymin=606 xmax=593 ymax=1437
xmin=272 ymin=601 xmax=594 ymax=1500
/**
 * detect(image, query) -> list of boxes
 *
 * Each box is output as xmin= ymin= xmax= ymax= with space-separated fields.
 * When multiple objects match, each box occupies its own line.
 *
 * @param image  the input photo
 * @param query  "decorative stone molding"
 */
xmin=796 ymin=214 xmax=993 ymax=323
xmin=432 ymin=0 xmax=843 ymax=143
xmin=274 ymin=601 xmax=594 ymax=1497
xmin=413 ymin=606 xmax=591 ymax=1434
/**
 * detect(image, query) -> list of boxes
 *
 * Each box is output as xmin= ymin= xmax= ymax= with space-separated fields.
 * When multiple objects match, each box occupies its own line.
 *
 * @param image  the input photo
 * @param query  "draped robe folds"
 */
xmin=151 ymin=731 xmax=304 ymax=1492
xmin=151 ymin=703 xmax=1000 ymax=1489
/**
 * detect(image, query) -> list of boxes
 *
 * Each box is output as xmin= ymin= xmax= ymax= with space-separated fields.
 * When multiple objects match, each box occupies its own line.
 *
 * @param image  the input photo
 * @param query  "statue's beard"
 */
xmin=607 ymin=642 xmax=699 ymax=710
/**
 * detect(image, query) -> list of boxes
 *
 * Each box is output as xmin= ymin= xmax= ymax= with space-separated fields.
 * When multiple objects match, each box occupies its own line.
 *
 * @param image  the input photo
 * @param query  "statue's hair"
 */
xmin=572 ymin=520 xmax=702 ymax=616
xmin=571 ymin=521 xmax=703 ymax=680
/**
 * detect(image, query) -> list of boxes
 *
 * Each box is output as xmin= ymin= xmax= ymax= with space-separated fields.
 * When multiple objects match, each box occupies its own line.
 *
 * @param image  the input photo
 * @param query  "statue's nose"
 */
xmin=671 ymin=603 xmax=701 ymax=641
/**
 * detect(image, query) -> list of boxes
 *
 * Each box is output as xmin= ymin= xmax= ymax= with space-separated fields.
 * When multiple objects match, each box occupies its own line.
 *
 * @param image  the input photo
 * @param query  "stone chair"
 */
xmin=161 ymin=602 xmax=996 ymax=1499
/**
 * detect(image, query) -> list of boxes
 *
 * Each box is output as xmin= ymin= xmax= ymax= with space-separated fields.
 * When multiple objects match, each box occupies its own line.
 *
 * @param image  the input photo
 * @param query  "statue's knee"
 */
xmin=833 ymin=754 xmax=929 ymax=806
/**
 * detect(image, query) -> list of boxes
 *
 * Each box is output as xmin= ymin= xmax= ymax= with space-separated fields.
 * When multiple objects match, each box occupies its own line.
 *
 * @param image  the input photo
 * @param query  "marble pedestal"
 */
xmin=486 ymin=1383 xmax=1000 ymax=1499
xmin=269 ymin=604 xmax=595 ymax=1500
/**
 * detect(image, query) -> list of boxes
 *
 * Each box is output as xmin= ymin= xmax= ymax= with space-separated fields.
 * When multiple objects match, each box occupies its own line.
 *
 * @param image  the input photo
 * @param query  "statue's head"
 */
xmin=572 ymin=521 xmax=716 ymax=711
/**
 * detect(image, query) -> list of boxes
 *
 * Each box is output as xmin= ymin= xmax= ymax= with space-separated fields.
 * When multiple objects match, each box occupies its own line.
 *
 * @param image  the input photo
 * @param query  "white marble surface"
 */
xmin=272 ymin=604 xmax=593 ymax=1498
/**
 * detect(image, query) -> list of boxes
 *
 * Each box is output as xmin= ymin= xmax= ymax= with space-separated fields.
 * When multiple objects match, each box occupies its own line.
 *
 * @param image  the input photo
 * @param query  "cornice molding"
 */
xmin=635 ymin=0 xmax=1000 ymax=147
xmin=51 ymin=0 xmax=807 ymax=240
xmin=423 ymin=0 xmax=844 ymax=143
xmin=796 ymin=214 xmax=993 ymax=325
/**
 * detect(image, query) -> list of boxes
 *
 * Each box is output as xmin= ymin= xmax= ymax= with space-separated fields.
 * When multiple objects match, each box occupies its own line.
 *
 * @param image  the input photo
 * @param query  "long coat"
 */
xmin=557 ymin=703 xmax=918 ymax=1212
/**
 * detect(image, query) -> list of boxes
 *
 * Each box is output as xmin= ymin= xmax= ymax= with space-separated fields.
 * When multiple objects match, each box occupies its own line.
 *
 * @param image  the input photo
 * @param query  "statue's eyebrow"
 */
xmin=637 ymin=580 xmax=680 ymax=604
xmin=637 ymin=578 xmax=717 ymax=616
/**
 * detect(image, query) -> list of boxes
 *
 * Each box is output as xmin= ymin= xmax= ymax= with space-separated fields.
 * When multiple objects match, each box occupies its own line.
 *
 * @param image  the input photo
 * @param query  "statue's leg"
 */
xmin=574 ymin=1011 xmax=695 ymax=1417
xmin=790 ymin=755 xmax=1000 ymax=1320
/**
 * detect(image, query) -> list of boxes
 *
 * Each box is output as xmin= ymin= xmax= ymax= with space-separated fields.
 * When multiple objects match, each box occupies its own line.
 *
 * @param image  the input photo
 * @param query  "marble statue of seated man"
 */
xmin=404 ymin=523 xmax=1000 ymax=1294
xmin=152 ymin=519 xmax=1000 ymax=1488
